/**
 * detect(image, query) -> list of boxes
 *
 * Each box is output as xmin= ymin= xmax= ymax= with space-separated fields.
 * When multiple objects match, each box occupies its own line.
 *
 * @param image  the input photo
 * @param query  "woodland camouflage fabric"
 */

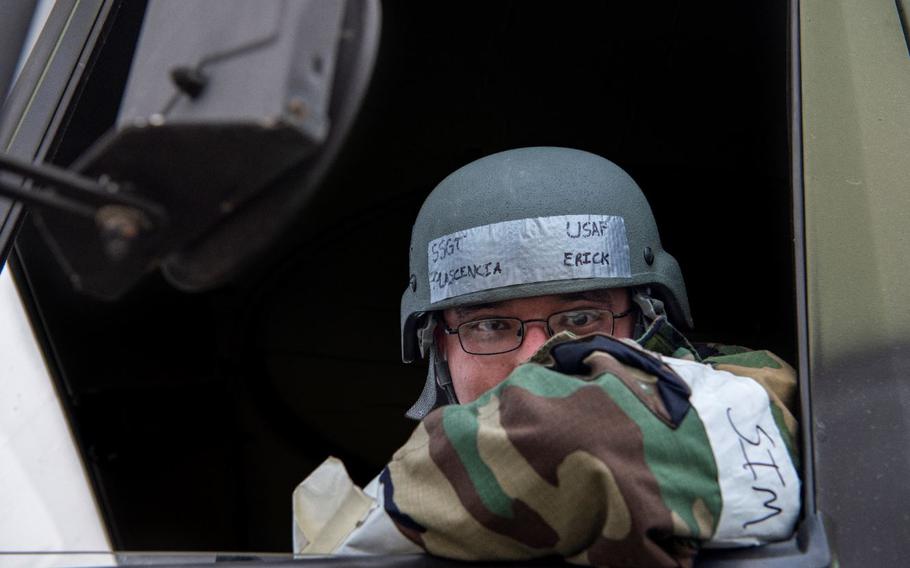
xmin=380 ymin=317 xmax=799 ymax=567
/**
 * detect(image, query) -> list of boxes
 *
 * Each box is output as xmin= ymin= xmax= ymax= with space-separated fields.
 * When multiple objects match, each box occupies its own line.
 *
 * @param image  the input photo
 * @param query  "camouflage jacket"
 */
xmin=293 ymin=317 xmax=800 ymax=567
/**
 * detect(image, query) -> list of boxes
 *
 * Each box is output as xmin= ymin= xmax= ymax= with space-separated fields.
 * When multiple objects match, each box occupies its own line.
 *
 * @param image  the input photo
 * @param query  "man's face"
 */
xmin=440 ymin=288 xmax=634 ymax=402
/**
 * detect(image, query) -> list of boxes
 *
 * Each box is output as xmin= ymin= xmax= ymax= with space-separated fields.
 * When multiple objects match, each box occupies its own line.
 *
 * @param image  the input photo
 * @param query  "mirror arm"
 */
xmin=0 ymin=151 xmax=167 ymax=259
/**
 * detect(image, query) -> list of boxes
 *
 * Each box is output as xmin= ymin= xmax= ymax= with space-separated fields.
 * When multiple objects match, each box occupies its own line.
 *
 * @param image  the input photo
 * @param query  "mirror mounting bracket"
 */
xmin=0 ymin=151 xmax=165 ymax=261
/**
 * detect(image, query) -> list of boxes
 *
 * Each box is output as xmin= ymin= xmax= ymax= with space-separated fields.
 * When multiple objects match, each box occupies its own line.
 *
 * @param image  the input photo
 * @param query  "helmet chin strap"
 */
xmin=424 ymin=312 xmax=458 ymax=404
xmin=405 ymin=317 xmax=459 ymax=419
xmin=432 ymin=344 xmax=459 ymax=405
xmin=632 ymin=287 xmax=666 ymax=338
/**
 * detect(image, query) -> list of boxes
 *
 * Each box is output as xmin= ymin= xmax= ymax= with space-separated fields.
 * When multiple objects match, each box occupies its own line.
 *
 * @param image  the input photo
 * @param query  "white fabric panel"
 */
xmin=292 ymin=460 xmax=419 ymax=556
xmin=664 ymin=356 xmax=801 ymax=546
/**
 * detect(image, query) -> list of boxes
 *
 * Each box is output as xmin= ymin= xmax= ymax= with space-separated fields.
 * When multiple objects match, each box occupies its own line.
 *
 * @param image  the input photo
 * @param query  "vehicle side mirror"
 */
xmin=2 ymin=0 xmax=379 ymax=298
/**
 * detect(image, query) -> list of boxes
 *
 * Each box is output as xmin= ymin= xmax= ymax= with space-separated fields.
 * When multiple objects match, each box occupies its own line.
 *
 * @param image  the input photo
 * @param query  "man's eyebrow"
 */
xmin=451 ymin=290 xmax=618 ymax=320
xmin=453 ymin=303 xmax=498 ymax=319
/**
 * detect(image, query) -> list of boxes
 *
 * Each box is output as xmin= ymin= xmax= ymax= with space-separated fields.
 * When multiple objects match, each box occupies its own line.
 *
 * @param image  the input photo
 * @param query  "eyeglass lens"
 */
xmin=457 ymin=309 xmax=616 ymax=355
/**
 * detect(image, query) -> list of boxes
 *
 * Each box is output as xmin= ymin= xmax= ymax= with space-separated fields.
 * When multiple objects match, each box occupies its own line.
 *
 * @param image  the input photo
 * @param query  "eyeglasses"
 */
xmin=444 ymin=307 xmax=634 ymax=355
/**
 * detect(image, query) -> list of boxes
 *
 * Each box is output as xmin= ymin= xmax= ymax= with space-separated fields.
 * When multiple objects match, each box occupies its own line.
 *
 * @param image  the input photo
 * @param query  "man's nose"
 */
xmin=516 ymin=321 xmax=550 ymax=360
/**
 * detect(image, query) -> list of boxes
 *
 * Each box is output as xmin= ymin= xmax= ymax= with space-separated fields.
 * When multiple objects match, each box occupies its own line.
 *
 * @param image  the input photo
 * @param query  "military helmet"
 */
xmin=401 ymin=146 xmax=690 ymax=362
xmin=400 ymin=147 xmax=691 ymax=417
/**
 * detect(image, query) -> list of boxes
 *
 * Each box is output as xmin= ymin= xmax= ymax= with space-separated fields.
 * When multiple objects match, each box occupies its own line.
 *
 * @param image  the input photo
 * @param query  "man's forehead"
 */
xmin=450 ymin=289 xmax=623 ymax=318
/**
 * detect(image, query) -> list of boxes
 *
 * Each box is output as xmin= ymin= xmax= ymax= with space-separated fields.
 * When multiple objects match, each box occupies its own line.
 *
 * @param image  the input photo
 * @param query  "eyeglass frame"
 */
xmin=443 ymin=306 xmax=636 ymax=356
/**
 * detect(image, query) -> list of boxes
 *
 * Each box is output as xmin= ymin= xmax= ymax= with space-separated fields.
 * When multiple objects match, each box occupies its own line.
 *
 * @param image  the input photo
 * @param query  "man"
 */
xmin=293 ymin=148 xmax=800 ymax=566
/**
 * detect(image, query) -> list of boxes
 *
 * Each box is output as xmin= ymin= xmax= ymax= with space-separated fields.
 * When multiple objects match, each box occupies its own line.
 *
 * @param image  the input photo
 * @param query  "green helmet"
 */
xmin=400 ymin=147 xmax=690 ymax=417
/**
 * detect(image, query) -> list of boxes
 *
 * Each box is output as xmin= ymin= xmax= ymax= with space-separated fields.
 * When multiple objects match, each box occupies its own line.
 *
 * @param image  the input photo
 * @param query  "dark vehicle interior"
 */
xmin=7 ymin=0 xmax=798 ymax=557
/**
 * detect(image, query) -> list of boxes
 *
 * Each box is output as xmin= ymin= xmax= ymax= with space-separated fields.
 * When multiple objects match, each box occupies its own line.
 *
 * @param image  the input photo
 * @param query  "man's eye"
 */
xmin=557 ymin=310 xmax=603 ymax=329
xmin=466 ymin=319 xmax=514 ymax=333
